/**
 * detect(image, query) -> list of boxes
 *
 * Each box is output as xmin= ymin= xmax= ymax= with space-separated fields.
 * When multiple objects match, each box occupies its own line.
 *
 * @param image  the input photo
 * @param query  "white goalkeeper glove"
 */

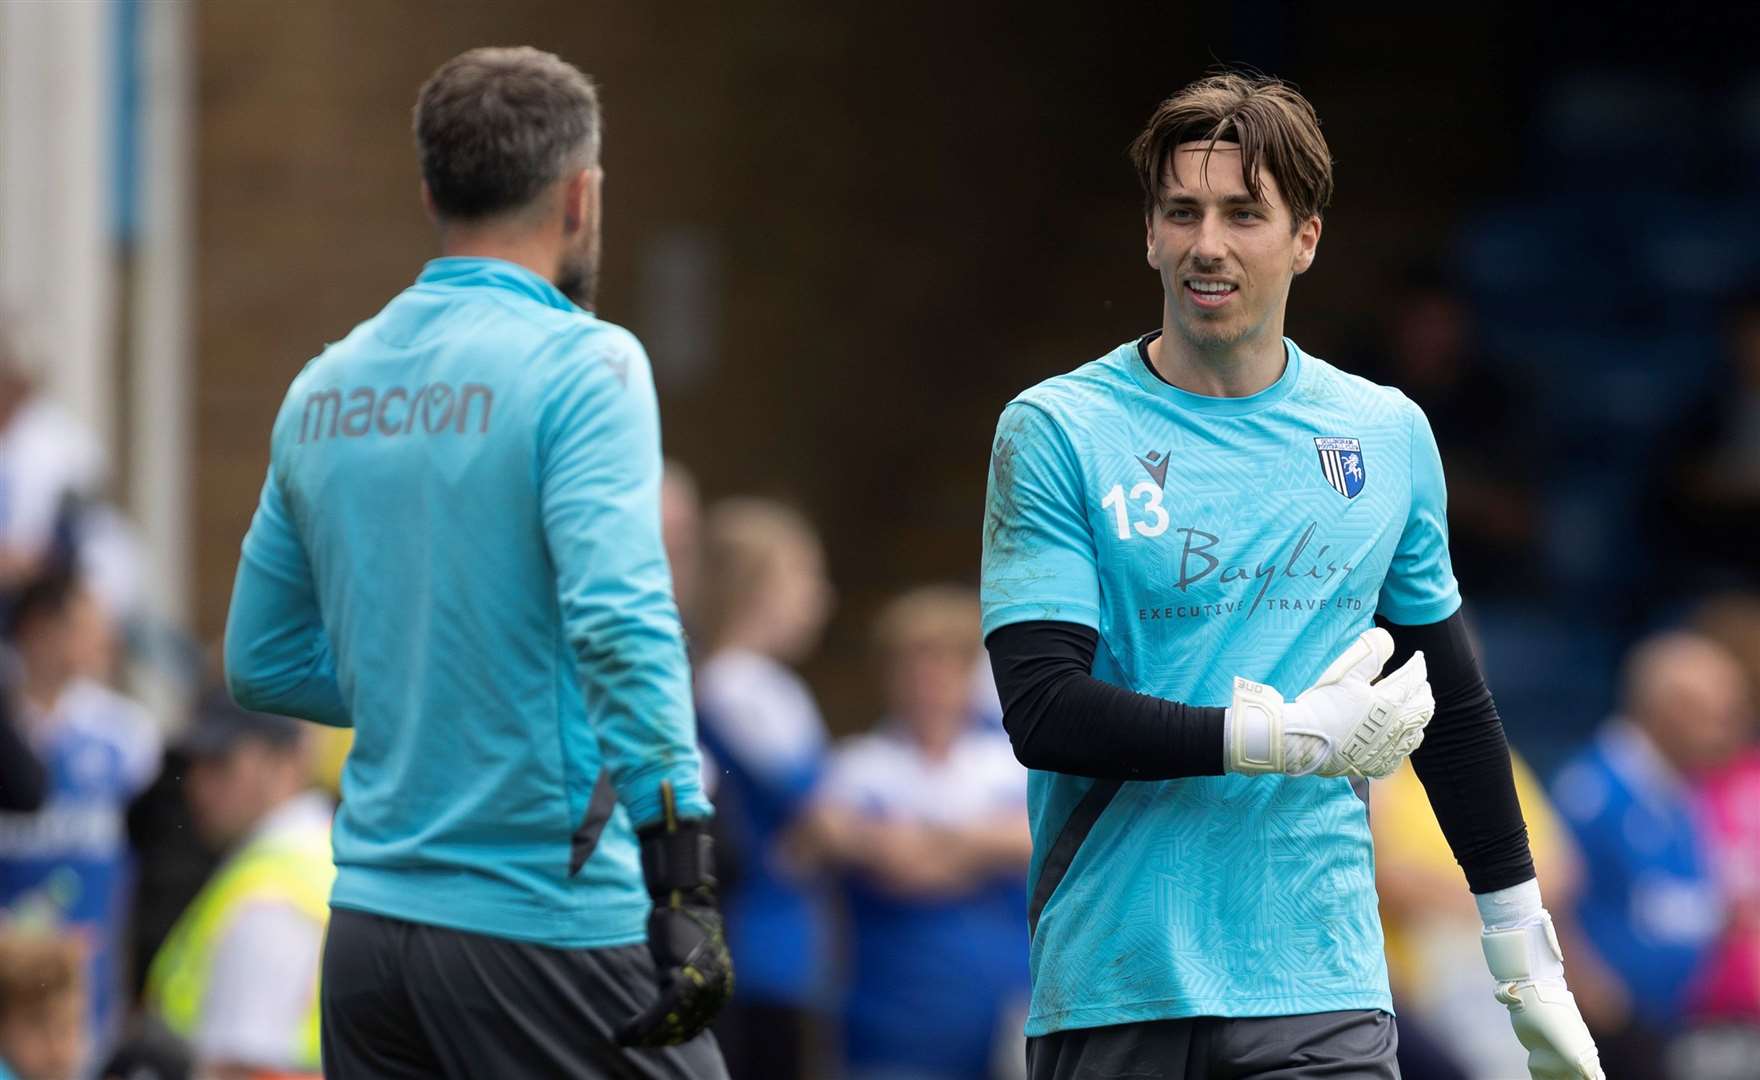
xmin=1224 ymin=627 xmax=1434 ymax=778
xmin=1478 ymin=880 xmax=1604 ymax=1080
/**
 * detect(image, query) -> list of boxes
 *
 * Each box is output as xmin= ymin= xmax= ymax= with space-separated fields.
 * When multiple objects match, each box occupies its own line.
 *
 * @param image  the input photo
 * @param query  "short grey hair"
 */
xmin=414 ymin=46 xmax=600 ymax=221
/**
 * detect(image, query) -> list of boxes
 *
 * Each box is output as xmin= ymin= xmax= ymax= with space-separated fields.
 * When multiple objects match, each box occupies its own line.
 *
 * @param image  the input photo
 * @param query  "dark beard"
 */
xmin=556 ymin=257 xmax=598 ymax=311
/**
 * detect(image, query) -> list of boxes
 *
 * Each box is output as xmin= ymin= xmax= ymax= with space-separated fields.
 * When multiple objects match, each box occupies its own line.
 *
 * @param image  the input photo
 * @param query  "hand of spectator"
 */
xmin=860 ymin=821 xmax=983 ymax=898
xmin=798 ymin=801 xmax=1030 ymax=898
xmin=780 ymin=802 xmax=867 ymax=878
xmin=0 ymin=547 xmax=42 ymax=591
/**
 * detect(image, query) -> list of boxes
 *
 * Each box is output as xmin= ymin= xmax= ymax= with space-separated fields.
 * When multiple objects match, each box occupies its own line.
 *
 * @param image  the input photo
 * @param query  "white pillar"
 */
xmin=0 ymin=0 xmax=116 ymax=457
xmin=131 ymin=0 xmax=193 ymax=633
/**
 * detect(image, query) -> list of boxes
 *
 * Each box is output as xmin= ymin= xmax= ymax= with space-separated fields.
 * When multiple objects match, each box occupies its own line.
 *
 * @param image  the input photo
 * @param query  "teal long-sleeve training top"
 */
xmin=224 ymin=256 xmax=709 ymax=948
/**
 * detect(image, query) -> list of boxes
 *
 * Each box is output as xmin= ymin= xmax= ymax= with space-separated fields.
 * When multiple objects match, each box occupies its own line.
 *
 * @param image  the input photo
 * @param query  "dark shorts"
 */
xmin=321 ymin=906 xmax=729 ymax=1080
xmin=1026 ymin=1010 xmax=1400 ymax=1080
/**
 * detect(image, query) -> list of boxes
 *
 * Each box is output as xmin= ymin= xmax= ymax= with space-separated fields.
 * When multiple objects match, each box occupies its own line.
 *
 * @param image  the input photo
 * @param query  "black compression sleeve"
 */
xmin=1376 ymin=609 xmax=1536 ymax=894
xmin=986 ymin=620 xmax=1224 ymax=780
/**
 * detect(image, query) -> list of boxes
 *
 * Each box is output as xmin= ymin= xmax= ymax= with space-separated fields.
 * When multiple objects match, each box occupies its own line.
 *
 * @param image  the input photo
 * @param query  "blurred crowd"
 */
xmin=1374 ymin=613 xmax=1760 ymax=1080
xmin=1355 ymin=273 xmax=1760 ymax=1080
xmin=667 ymin=479 xmax=1031 ymax=1080
xmin=0 ymin=267 xmax=1755 ymax=1080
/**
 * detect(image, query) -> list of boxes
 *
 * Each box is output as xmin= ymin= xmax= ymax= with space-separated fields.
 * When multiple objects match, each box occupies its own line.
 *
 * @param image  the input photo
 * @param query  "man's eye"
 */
xmin=1165 ymin=208 xmax=1195 ymax=221
xmin=1233 ymin=210 xmax=1260 ymax=222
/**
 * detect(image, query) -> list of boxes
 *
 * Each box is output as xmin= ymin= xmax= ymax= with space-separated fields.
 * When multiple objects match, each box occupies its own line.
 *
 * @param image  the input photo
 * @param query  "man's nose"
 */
xmin=1192 ymin=212 xmax=1228 ymax=264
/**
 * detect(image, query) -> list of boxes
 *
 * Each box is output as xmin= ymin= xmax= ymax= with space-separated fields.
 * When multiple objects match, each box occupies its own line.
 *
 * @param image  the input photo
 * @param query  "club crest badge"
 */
xmin=1315 ymin=437 xmax=1366 ymax=499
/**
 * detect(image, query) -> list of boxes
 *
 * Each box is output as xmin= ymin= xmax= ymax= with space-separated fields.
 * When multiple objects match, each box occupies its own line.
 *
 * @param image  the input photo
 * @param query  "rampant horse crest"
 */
xmin=1314 ymin=437 xmax=1366 ymax=499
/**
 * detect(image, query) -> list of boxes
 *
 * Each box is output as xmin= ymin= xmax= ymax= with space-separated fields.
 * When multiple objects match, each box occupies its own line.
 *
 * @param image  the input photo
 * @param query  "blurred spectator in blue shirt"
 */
xmin=798 ymin=586 xmax=1031 ymax=1080
xmin=0 ymin=566 xmax=159 ymax=1054
xmin=694 ymin=498 xmax=835 ymax=1080
xmin=1551 ymin=631 xmax=1748 ymax=1068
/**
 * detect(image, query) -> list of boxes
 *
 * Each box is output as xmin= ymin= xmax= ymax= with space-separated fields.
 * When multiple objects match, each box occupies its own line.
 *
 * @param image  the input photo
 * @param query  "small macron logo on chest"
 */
xmin=1136 ymin=449 xmax=1171 ymax=490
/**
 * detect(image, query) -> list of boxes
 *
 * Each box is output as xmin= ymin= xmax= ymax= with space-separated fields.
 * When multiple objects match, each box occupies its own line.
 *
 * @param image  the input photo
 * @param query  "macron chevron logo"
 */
xmin=1136 ymin=449 xmax=1171 ymax=490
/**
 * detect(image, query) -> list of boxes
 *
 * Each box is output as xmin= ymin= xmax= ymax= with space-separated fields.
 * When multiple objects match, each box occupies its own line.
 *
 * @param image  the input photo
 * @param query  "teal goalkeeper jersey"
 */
xmin=981 ymin=333 xmax=1461 ymax=1035
xmin=224 ymin=257 xmax=709 ymax=950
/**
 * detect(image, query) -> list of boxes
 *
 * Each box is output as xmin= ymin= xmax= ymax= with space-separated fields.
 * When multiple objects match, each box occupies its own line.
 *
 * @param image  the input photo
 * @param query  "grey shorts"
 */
xmin=1025 ymin=1009 xmax=1400 ymax=1080
xmin=320 ymin=906 xmax=729 ymax=1080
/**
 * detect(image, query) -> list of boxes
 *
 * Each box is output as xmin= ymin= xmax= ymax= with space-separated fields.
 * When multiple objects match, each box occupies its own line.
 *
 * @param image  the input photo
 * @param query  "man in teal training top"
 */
xmin=224 ymin=46 xmax=731 ymax=1079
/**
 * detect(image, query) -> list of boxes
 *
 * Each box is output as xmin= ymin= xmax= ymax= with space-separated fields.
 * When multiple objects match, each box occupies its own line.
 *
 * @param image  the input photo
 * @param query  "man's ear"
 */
xmin=1145 ymin=211 xmax=1160 ymax=271
xmin=1293 ymin=214 xmax=1322 ymax=275
xmin=562 ymin=167 xmax=599 ymax=234
xmin=420 ymin=180 xmax=439 ymax=224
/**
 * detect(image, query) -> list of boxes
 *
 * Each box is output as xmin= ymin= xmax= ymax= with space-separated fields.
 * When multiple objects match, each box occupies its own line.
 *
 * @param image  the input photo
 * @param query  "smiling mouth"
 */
xmin=1185 ymin=280 xmax=1238 ymax=308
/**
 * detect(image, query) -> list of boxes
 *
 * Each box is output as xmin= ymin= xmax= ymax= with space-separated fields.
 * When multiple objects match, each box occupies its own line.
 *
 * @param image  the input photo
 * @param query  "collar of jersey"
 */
xmin=1128 ymin=331 xmax=1302 ymax=416
xmin=416 ymin=257 xmax=588 ymax=316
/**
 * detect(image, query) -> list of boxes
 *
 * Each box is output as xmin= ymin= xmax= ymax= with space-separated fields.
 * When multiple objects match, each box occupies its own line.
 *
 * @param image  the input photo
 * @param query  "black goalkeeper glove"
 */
xmin=615 ymin=781 xmax=735 ymax=1048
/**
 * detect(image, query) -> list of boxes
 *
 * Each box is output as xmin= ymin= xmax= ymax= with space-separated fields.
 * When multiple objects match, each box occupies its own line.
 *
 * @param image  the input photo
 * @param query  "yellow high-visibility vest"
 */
xmin=145 ymin=815 xmax=335 ymax=1072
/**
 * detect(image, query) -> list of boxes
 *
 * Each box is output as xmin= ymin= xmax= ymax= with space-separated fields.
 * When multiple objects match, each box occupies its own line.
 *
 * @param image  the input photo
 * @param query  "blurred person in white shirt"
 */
xmin=0 ymin=330 xmax=104 ymax=597
xmin=798 ymin=585 xmax=1032 ymax=1080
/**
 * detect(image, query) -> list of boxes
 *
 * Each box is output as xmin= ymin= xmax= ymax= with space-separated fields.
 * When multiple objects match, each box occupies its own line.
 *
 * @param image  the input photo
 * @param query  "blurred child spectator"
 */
xmin=798 ymin=586 xmax=1031 ymax=1080
xmin=0 ymin=565 xmax=158 ymax=1049
xmin=0 ymin=929 xmax=87 ymax=1080
xmin=0 ymin=329 xmax=104 ymax=602
xmin=1551 ymin=631 xmax=1746 ymax=1071
xmin=144 ymin=692 xmax=332 ymax=1080
xmin=1374 ymin=752 xmax=1585 ymax=1079
xmin=695 ymin=498 xmax=835 ymax=1080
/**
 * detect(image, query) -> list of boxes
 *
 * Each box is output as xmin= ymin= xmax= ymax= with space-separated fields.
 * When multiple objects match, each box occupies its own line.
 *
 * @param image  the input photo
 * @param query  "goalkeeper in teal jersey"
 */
xmin=982 ymin=73 xmax=1602 ymax=1080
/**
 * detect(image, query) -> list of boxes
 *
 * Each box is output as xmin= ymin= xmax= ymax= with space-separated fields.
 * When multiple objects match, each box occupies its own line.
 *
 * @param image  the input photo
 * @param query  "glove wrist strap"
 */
xmin=1481 ymin=910 xmax=1567 ymax=985
xmin=1226 ymin=677 xmax=1284 ymax=775
xmin=636 ymin=781 xmax=716 ymax=897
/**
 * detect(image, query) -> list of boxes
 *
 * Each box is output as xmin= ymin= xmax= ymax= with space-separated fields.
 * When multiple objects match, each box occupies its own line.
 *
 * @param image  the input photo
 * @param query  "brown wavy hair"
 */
xmin=1128 ymin=71 xmax=1334 ymax=232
